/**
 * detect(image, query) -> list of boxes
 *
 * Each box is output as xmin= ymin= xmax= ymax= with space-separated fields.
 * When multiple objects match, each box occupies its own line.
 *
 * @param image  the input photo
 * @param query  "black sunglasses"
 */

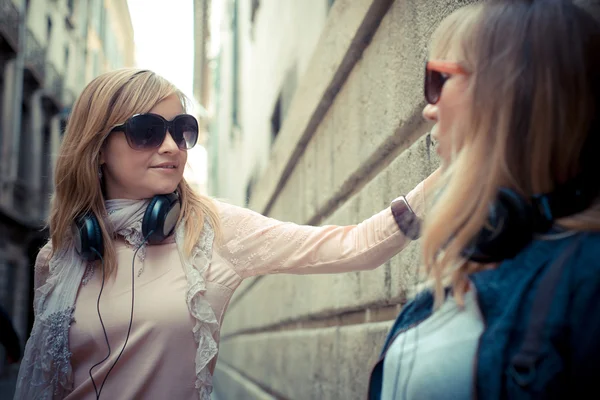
xmin=424 ymin=61 xmax=467 ymax=104
xmin=110 ymin=113 xmax=199 ymax=150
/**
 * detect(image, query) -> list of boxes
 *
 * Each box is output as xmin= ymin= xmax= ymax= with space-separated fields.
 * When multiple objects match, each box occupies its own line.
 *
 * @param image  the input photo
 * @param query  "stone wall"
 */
xmin=213 ymin=0 xmax=474 ymax=398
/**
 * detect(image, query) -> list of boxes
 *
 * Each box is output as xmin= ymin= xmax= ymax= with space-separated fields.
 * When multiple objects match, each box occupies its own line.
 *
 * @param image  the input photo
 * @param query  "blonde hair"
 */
xmin=422 ymin=1 xmax=600 ymax=307
xmin=50 ymin=68 xmax=221 ymax=275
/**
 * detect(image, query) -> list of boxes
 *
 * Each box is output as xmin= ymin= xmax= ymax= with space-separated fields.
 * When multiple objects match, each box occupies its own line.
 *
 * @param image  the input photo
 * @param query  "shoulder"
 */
xmin=213 ymin=199 xmax=270 ymax=225
xmin=575 ymin=231 xmax=600 ymax=258
xmin=36 ymin=241 xmax=53 ymax=266
xmin=213 ymin=199 xmax=236 ymax=216
xmin=570 ymin=231 xmax=600 ymax=283
xmin=565 ymin=232 xmax=600 ymax=375
xmin=34 ymin=241 xmax=53 ymax=276
xmin=32 ymin=241 xmax=53 ymax=291
xmin=523 ymin=231 xmax=600 ymax=281
xmin=527 ymin=231 xmax=600 ymax=291
xmin=214 ymin=198 xmax=254 ymax=214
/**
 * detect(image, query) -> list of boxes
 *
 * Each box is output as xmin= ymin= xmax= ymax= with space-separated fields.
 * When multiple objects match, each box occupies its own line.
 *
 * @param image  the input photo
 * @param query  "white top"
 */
xmin=66 ymin=239 xmax=197 ymax=399
xmin=382 ymin=287 xmax=484 ymax=399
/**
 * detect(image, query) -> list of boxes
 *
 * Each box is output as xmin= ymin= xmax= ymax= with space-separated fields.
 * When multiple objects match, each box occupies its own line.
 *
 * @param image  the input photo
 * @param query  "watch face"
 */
xmin=391 ymin=197 xmax=420 ymax=240
xmin=392 ymin=198 xmax=410 ymax=216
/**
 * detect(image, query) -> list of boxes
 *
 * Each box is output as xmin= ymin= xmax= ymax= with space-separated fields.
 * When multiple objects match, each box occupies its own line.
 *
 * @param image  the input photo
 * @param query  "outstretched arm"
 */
xmin=217 ymin=169 xmax=440 ymax=278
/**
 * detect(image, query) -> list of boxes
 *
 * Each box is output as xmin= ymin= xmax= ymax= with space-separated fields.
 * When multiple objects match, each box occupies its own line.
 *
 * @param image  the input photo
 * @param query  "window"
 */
xmin=64 ymin=46 xmax=70 ymax=70
xmin=46 ymin=17 xmax=53 ymax=39
xmin=245 ymin=176 xmax=255 ymax=206
xmin=270 ymin=64 xmax=298 ymax=144
xmin=250 ymin=0 xmax=260 ymax=23
xmin=270 ymin=95 xmax=281 ymax=143
xmin=281 ymin=64 xmax=297 ymax=119
xmin=65 ymin=0 xmax=76 ymax=30
xmin=60 ymin=119 xmax=67 ymax=136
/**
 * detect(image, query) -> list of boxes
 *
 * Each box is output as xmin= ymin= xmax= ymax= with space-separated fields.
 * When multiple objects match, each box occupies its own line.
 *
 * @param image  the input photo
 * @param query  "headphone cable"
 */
xmin=88 ymin=248 xmax=110 ymax=399
xmin=88 ymin=231 xmax=153 ymax=399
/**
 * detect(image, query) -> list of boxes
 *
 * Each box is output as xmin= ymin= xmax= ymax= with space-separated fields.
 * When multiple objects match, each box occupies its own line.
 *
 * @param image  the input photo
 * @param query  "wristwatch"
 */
xmin=390 ymin=196 xmax=421 ymax=240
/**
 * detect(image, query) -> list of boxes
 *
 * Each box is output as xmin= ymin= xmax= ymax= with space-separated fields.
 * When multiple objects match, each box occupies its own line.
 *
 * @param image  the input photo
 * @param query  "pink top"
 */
xmin=52 ymin=183 xmax=425 ymax=399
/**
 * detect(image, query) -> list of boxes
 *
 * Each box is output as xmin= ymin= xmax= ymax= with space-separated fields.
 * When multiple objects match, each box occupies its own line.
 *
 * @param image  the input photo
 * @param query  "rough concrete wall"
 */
xmin=208 ymin=0 xmax=329 ymax=206
xmin=214 ymin=0 xmax=474 ymax=398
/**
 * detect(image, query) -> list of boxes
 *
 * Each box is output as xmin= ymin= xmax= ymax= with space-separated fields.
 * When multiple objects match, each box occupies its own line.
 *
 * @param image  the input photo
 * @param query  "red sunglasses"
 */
xmin=424 ymin=61 xmax=468 ymax=104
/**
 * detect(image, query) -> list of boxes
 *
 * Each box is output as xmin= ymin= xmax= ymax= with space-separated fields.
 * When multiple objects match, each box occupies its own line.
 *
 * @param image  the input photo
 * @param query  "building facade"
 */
xmin=193 ymin=0 xmax=465 ymax=398
xmin=0 ymin=0 xmax=134 ymax=385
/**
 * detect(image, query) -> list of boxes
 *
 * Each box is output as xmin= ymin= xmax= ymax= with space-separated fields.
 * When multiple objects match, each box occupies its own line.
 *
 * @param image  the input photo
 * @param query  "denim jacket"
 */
xmin=368 ymin=231 xmax=600 ymax=399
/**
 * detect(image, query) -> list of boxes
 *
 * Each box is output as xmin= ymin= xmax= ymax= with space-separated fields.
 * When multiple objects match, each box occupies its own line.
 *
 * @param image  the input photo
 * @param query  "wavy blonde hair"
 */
xmin=49 ymin=68 xmax=221 ymax=275
xmin=422 ymin=1 xmax=600 ymax=307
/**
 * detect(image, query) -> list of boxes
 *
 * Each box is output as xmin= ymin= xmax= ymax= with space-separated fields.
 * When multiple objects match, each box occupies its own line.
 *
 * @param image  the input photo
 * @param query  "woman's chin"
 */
xmin=150 ymin=180 xmax=181 ymax=196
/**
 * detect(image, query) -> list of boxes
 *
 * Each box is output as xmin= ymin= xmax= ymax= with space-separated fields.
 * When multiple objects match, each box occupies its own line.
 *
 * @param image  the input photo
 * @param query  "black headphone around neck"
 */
xmin=72 ymin=192 xmax=181 ymax=261
xmin=462 ymin=173 xmax=599 ymax=263
xmin=464 ymin=172 xmax=598 ymax=263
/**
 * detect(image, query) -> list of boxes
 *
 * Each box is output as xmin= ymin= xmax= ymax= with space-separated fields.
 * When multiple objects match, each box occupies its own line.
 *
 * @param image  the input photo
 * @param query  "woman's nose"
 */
xmin=158 ymin=131 xmax=179 ymax=153
xmin=422 ymin=104 xmax=438 ymax=122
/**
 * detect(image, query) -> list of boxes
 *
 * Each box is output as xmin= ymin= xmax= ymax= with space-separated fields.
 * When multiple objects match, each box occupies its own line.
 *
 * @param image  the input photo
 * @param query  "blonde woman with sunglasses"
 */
xmin=369 ymin=0 xmax=600 ymax=399
xmin=13 ymin=68 xmax=439 ymax=399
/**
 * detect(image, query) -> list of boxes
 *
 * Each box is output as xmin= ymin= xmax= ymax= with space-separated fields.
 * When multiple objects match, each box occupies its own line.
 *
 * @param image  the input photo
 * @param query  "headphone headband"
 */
xmin=531 ymin=171 xmax=599 ymax=225
xmin=465 ymin=172 xmax=598 ymax=263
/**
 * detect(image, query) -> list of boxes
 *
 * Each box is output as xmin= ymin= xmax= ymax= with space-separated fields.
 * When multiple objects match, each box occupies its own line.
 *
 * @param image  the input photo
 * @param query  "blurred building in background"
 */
xmin=0 ymin=0 xmax=134 ymax=383
xmin=195 ymin=0 xmax=335 ymax=207
xmin=193 ymin=0 xmax=458 ymax=398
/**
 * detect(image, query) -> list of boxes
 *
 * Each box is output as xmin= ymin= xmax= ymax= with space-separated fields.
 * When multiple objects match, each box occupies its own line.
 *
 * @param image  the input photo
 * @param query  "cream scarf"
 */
xmin=14 ymin=199 xmax=218 ymax=399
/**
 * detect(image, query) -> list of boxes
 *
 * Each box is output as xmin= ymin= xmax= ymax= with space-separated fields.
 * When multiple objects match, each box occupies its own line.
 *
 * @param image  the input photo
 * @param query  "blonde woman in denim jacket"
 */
xmin=369 ymin=0 xmax=600 ymax=399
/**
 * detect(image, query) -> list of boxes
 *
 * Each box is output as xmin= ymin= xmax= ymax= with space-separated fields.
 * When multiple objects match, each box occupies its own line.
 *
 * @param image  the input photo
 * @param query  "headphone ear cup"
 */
xmin=464 ymin=189 xmax=534 ymax=263
xmin=72 ymin=213 xmax=104 ymax=261
xmin=142 ymin=192 xmax=181 ymax=244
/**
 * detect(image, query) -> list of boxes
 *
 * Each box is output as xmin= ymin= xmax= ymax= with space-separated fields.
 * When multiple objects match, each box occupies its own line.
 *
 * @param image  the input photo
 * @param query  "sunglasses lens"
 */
xmin=126 ymin=115 xmax=166 ymax=149
xmin=425 ymin=69 xmax=445 ymax=104
xmin=172 ymin=115 xmax=199 ymax=150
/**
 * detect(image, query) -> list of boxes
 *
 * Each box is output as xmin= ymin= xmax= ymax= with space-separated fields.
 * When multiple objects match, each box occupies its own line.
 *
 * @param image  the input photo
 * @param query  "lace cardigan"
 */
xmin=17 ymin=184 xmax=424 ymax=399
